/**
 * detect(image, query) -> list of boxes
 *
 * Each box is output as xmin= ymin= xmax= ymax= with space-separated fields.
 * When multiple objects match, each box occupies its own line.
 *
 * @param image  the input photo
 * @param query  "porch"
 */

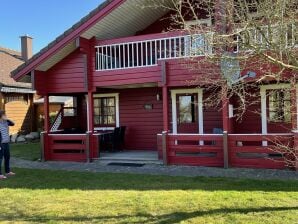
xmin=40 ymin=84 xmax=298 ymax=170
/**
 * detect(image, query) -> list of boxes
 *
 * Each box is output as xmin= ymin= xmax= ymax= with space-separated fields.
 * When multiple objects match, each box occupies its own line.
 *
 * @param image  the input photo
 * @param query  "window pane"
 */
xmin=94 ymin=116 xmax=100 ymax=125
xmin=108 ymin=107 xmax=115 ymax=115
xmin=94 ymin=108 xmax=100 ymax=116
xmin=268 ymin=89 xmax=291 ymax=123
xmin=107 ymin=115 xmax=115 ymax=124
xmin=179 ymin=96 xmax=193 ymax=123
xmin=94 ymin=99 xmax=100 ymax=107
xmin=107 ymin=98 xmax=115 ymax=106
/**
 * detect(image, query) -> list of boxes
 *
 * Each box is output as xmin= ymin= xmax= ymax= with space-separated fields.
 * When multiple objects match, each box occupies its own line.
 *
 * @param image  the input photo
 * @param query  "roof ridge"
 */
xmin=0 ymin=46 xmax=21 ymax=55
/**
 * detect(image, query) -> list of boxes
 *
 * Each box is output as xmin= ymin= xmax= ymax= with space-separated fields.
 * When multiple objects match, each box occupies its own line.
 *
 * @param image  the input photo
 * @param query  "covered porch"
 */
xmin=40 ymin=82 xmax=298 ymax=170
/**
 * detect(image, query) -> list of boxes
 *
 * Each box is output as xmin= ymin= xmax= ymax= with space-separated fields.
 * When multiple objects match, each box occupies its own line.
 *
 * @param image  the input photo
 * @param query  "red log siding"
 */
xmin=203 ymin=104 xmax=223 ymax=133
xmin=93 ymin=66 xmax=161 ymax=88
xmin=166 ymin=59 xmax=220 ymax=87
xmin=45 ymin=50 xmax=86 ymax=94
xmin=118 ymin=87 xmax=163 ymax=150
xmin=35 ymin=71 xmax=47 ymax=95
xmin=233 ymin=102 xmax=262 ymax=133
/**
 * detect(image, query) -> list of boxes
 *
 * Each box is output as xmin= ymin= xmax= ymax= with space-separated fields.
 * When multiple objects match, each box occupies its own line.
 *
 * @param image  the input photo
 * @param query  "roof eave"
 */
xmin=11 ymin=0 xmax=124 ymax=81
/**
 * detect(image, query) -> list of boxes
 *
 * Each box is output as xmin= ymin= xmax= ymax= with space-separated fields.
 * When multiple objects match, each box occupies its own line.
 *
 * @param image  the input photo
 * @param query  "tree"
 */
xmin=145 ymin=0 xmax=298 ymax=167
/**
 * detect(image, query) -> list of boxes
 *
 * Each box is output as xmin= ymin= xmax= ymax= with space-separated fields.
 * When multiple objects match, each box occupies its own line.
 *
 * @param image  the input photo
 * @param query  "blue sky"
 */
xmin=0 ymin=0 xmax=104 ymax=53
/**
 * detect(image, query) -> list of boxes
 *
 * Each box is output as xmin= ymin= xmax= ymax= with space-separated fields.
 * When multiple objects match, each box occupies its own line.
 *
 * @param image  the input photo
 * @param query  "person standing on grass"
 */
xmin=0 ymin=110 xmax=15 ymax=179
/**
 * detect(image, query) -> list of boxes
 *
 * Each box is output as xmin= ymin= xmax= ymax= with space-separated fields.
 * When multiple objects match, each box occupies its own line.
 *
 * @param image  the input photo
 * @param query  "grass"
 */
xmin=10 ymin=142 xmax=41 ymax=161
xmin=0 ymin=168 xmax=297 ymax=224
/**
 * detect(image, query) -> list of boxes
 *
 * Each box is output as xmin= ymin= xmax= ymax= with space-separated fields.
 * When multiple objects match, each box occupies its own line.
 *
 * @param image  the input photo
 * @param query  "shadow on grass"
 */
xmin=0 ymin=168 xmax=297 ymax=192
xmin=0 ymin=206 xmax=297 ymax=223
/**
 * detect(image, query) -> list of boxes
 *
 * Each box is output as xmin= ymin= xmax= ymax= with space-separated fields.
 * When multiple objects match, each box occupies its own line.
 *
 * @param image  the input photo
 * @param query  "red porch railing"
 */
xmin=46 ymin=134 xmax=88 ymax=162
xmin=229 ymin=134 xmax=293 ymax=169
xmin=42 ymin=132 xmax=98 ymax=162
xmin=166 ymin=134 xmax=224 ymax=167
xmin=159 ymin=132 xmax=295 ymax=169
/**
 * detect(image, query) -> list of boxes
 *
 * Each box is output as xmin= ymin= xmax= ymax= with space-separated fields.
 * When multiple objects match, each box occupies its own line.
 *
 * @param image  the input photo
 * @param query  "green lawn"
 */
xmin=0 ymin=168 xmax=297 ymax=224
xmin=10 ymin=143 xmax=41 ymax=161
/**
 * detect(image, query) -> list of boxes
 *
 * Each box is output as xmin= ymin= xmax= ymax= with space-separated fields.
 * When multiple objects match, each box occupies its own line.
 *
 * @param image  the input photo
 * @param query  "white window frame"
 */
xmin=93 ymin=93 xmax=120 ymax=131
xmin=260 ymin=84 xmax=298 ymax=146
xmin=170 ymin=88 xmax=204 ymax=135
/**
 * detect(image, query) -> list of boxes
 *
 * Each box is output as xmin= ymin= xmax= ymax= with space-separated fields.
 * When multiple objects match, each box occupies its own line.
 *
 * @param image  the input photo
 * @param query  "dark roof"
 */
xmin=11 ymin=0 xmax=113 ymax=77
xmin=0 ymin=46 xmax=31 ymax=88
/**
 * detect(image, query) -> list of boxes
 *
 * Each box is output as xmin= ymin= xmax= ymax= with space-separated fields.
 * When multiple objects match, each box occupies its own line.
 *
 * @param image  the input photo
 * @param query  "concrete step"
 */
xmin=95 ymin=151 xmax=163 ymax=165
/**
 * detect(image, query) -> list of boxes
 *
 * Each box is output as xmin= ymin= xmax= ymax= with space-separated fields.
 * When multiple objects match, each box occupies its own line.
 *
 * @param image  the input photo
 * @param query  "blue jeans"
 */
xmin=0 ymin=143 xmax=10 ymax=175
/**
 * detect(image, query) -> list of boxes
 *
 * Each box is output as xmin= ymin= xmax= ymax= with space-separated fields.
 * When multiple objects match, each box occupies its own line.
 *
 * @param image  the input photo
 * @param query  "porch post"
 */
xmin=222 ymin=93 xmax=229 ymax=168
xmin=44 ymin=95 xmax=50 ymax=132
xmin=43 ymin=95 xmax=50 ymax=160
xmin=222 ymin=96 xmax=229 ymax=132
xmin=290 ymin=82 xmax=297 ymax=130
xmin=86 ymin=91 xmax=94 ymax=132
xmin=86 ymin=90 xmax=96 ymax=159
xmin=162 ymin=85 xmax=169 ymax=132
xmin=291 ymin=82 xmax=298 ymax=170
xmin=161 ymin=61 xmax=169 ymax=132
xmin=260 ymin=86 xmax=268 ymax=146
xmin=162 ymin=131 xmax=168 ymax=165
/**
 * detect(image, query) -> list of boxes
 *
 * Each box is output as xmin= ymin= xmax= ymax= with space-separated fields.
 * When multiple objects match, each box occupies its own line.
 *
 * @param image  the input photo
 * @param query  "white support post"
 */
xmin=260 ymin=87 xmax=268 ymax=146
xmin=198 ymin=89 xmax=204 ymax=145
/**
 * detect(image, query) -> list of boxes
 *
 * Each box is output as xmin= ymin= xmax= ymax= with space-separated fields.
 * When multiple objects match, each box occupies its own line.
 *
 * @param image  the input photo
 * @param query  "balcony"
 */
xmin=95 ymin=32 xmax=212 ymax=71
xmin=235 ymin=23 xmax=297 ymax=52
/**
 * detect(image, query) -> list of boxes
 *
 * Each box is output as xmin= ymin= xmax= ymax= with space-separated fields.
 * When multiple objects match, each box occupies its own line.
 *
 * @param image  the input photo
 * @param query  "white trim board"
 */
xmin=85 ymin=95 xmax=90 ymax=131
xmin=170 ymin=88 xmax=204 ymax=135
xmin=93 ymin=93 xmax=120 ymax=128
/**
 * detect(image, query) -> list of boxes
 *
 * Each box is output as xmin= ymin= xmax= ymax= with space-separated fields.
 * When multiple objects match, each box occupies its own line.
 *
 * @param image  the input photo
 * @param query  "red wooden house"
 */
xmin=12 ymin=0 xmax=297 ymax=169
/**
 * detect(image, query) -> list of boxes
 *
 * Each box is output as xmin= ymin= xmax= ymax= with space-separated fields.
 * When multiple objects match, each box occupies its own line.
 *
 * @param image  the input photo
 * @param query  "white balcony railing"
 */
xmin=235 ymin=23 xmax=297 ymax=52
xmin=95 ymin=34 xmax=212 ymax=71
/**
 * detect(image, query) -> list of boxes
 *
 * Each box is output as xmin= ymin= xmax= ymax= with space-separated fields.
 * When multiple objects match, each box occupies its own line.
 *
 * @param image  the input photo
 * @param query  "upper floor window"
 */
xmin=268 ymin=89 xmax=291 ymax=123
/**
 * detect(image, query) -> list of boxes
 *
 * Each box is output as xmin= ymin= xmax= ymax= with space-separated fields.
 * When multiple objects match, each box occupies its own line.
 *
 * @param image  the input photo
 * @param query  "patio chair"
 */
xmin=119 ymin=126 xmax=126 ymax=149
xmin=105 ymin=127 xmax=121 ymax=152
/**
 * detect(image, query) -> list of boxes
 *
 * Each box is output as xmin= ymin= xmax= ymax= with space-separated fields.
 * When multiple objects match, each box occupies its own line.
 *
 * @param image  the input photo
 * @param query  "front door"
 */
xmin=176 ymin=93 xmax=198 ymax=133
xmin=171 ymin=89 xmax=203 ymax=134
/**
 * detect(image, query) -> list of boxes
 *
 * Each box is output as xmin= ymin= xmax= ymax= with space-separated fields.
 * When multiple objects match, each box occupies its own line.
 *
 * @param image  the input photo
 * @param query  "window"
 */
xmin=268 ymin=89 xmax=291 ymax=123
xmin=178 ymin=94 xmax=197 ymax=124
xmin=94 ymin=97 xmax=116 ymax=126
